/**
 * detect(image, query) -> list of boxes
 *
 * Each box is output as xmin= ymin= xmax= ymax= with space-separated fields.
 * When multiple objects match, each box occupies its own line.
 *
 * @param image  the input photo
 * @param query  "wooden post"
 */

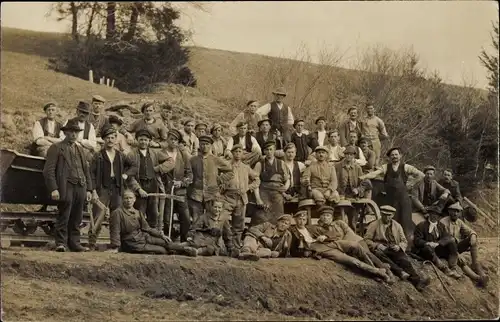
xmin=89 ymin=70 xmax=94 ymax=83
xmin=99 ymin=77 xmax=104 ymax=85
xmin=106 ymin=78 xmax=110 ymax=87
xmin=111 ymin=79 xmax=115 ymax=88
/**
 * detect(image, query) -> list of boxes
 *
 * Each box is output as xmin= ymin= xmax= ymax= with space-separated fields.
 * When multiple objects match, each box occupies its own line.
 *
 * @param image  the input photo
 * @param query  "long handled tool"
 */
xmin=423 ymin=260 xmax=456 ymax=303
xmin=167 ymin=184 xmax=176 ymax=239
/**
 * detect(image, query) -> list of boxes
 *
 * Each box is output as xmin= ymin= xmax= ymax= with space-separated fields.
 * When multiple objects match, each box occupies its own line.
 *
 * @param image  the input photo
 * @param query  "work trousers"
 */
xmin=123 ymin=234 xmax=185 ymax=255
xmin=188 ymin=199 xmax=207 ymax=226
xmin=163 ymin=198 xmax=191 ymax=242
xmin=417 ymin=240 xmax=459 ymax=269
xmin=135 ymin=179 xmax=159 ymax=228
xmin=251 ymin=188 xmax=284 ymax=226
xmin=89 ymin=182 xmax=121 ymax=245
xmin=224 ymin=191 xmax=247 ymax=248
xmin=373 ymin=248 xmax=420 ymax=282
xmin=370 ymin=139 xmax=382 ymax=166
xmin=359 ymin=240 xmax=387 ymax=269
xmin=180 ymin=241 xmax=217 ymax=256
xmin=56 ymin=182 xmax=86 ymax=249
xmin=240 ymin=236 xmax=275 ymax=258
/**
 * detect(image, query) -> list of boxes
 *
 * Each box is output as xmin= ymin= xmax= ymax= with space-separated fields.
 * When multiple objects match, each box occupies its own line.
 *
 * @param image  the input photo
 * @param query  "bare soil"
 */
xmin=1 ymin=238 xmax=498 ymax=321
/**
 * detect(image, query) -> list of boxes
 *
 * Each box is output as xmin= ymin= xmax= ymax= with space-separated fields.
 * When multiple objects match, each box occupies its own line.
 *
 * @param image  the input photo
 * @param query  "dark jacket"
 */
xmin=413 ymin=220 xmax=454 ymax=250
xmin=187 ymin=212 xmax=232 ymax=250
xmin=158 ymin=148 xmax=193 ymax=196
xmin=289 ymin=225 xmax=316 ymax=257
xmin=43 ymin=140 xmax=93 ymax=200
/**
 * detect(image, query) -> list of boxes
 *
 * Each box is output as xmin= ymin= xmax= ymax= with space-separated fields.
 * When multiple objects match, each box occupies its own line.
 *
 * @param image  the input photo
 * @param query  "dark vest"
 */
xmin=99 ymin=150 xmax=123 ymax=189
xmin=268 ymin=101 xmax=289 ymax=131
xmin=384 ymin=162 xmax=408 ymax=188
xmin=233 ymin=133 xmax=253 ymax=153
xmin=291 ymin=133 xmax=310 ymax=162
xmin=286 ymin=161 xmax=301 ymax=194
xmin=39 ymin=117 xmax=62 ymax=138
xmin=69 ymin=117 xmax=91 ymax=139
xmin=260 ymin=158 xmax=285 ymax=182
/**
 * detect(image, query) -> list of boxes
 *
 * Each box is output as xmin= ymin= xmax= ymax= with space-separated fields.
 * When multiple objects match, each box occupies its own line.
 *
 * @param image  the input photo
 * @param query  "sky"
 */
xmin=1 ymin=1 xmax=498 ymax=89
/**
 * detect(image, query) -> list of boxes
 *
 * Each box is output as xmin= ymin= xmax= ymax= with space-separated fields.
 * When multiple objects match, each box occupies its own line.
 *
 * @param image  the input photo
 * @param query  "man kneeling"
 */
xmin=364 ymin=205 xmax=430 ymax=291
xmin=239 ymin=214 xmax=293 ymax=261
xmin=178 ymin=198 xmax=234 ymax=257
xmin=108 ymin=189 xmax=186 ymax=255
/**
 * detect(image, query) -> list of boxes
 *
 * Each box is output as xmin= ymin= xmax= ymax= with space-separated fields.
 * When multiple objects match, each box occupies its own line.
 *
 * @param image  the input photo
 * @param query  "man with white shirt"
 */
xmin=282 ymin=143 xmax=306 ymax=201
xmin=255 ymin=87 xmax=294 ymax=143
xmin=180 ymin=119 xmax=199 ymax=157
xmin=32 ymin=102 xmax=63 ymax=157
xmin=346 ymin=131 xmax=367 ymax=167
xmin=325 ymin=130 xmax=345 ymax=163
xmin=60 ymin=101 xmax=98 ymax=161
xmin=225 ymin=121 xmax=262 ymax=167
xmin=310 ymin=116 xmax=328 ymax=147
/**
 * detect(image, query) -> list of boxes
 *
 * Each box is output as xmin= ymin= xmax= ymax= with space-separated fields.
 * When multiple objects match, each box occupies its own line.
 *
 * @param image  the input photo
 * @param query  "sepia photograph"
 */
xmin=0 ymin=1 xmax=498 ymax=321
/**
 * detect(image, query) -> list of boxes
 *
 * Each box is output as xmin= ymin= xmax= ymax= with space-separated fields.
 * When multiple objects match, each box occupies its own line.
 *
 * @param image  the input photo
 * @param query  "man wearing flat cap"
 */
xmin=339 ymin=106 xmax=368 ymax=147
xmin=210 ymin=123 xmax=228 ymax=158
xmin=59 ymin=101 xmax=98 ymax=161
xmin=410 ymin=165 xmax=451 ymax=214
xmin=345 ymin=131 xmax=367 ymax=167
xmin=290 ymin=119 xmax=317 ymax=163
xmin=189 ymin=135 xmax=234 ymax=224
xmin=365 ymin=205 xmax=430 ymax=291
xmin=360 ymin=147 xmax=425 ymax=240
xmin=238 ymin=214 xmax=293 ymax=261
xmin=229 ymin=100 xmax=263 ymax=136
xmin=358 ymin=137 xmax=376 ymax=173
xmin=195 ymin=122 xmax=208 ymax=138
xmin=88 ymin=125 xmax=139 ymax=249
xmin=252 ymin=140 xmax=290 ymax=225
xmin=89 ymin=95 xmax=110 ymax=140
xmin=180 ymin=119 xmax=199 ymax=156
xmin=108 ymin=115 xmax=131 ymax=154
xmin=412 ymin=206 xmax=462 ymax=279
xmin=222 ymin=144 xmax=261 ymax=252
xmin=440 ymin=202 xmax=488 ymax=286
xmin=255 ymin=87 xmax=295 ymax=143
xmin=127 ymin=129 xmax=175 ymax=229
xmin=309 ymin=116 xmax=328 ymax=147
xmin=225 ymin=121 xmax=262 ymax=167
xmin=305 ymin=206 xmax=392 ymax=282
xmin=255 ymin=119 xmax=284 ymax=156
xmin=43 ymin=119 xmax=94 ymax=252
xmin=126 ymin=102 xmax=169 ymax=150
xmin=289 ymin=210 xmax=316 ymax=257
xmin=32 ymin=101 xmax=63 ymax=157
xmin=158 ymin=128 xmax=193 ymax=242
xmin=301 ymin=145 xmax=340 ymax=206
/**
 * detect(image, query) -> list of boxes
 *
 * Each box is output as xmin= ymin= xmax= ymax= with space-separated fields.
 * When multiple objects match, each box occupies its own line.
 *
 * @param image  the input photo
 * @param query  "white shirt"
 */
xmin=166 ymin=149 xmax=178 ymax=163
xmin=355 ymin=146 xmax=367 ymax=167
xmin=226 ymin=135 xmax=262 ymax=155
xmin=139 ymin=149 xmax=148 ymax=157
xmin=284 ymin=160 xmax=306 ymax=187
xmin=317 ymin=130 xmax=327 ymax=146
xmin=59 ymin=120 xmax=97 ymax=148
xmin=328 ymin=145 xmax=345 ymax=162
xmin=32 ymin=119 xmax=56 ymax=143
xmin=297 ymin=227 xmax=315 ymax=244
xmin=105 ymin=149 xmax=116 ymax=177
xmin=255 ymin=102 xmax=295 ymax=125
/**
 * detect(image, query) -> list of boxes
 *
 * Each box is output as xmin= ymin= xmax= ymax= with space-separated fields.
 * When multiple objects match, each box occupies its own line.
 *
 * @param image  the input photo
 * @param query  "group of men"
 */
xmin=38 ymin=86 xmax=487 ymax=290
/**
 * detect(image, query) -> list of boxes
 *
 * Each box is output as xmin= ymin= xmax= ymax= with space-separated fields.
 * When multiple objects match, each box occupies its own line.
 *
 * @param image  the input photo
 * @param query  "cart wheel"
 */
xmin=13 ymin=220 xmax=38 ymax=235
xmin=40 ymin=222 xmax=55 ymax=236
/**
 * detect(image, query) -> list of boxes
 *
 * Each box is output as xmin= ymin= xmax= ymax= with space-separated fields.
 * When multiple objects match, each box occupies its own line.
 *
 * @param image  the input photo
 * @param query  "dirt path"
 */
xmin=1 ymin=240 xmax=498 ymax=321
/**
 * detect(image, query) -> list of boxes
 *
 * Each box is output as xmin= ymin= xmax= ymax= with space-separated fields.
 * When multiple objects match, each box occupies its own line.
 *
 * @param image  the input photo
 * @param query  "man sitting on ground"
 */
xmin=364 ymin=205 xmax=430 ymax=291
xmin=301 ymin=146 xmax=339 ymax=206
xmin=178 ymin=197 xmax=233 ymax=257
xmin=440 ymin=202 xmax=488 ymax=286
xmin=412 ymin=206 xmax=462 ymax=279
xmin=438 ymin=169 xmax=464 ymax=208
xmin=410 ymin=165 xmax=451 ymax=214
xmin=238 ymin=214 xmax=293 ymax=261
xmin=358 ymin=137 xmax=376 ymax=173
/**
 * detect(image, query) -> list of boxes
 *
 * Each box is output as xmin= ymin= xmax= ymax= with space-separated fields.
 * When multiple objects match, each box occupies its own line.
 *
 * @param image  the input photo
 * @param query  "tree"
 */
xmin=479 ymin=20 xmax=499 ymax=95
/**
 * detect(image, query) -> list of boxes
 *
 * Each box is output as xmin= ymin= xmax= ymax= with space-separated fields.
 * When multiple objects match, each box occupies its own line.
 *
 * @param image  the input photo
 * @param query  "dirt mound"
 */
xmin=2 ymin=245 xmax=498 ymax=320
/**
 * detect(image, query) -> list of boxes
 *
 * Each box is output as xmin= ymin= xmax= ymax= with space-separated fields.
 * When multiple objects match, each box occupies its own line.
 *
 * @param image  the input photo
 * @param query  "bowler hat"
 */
xmin=257 ymin=119 xmax=272 ymax=127
xmin=77 ymin=101 xmax=91 ymax=113
xmin=108 ymin=115 xmax=123 ymax=126
xmin=101 ymin=125 xmax=117 ymax=139
xmin=61 ymin=119 xmax=83 ymax=132
xmin=315 ymin=116 xmax=326 ymax=124
xmin=199 ymin=135 xmax=214 ymax=145
xmin=92 ymin=95 xmax=106 ymax=103
xmin=272 ymin=86 xmax=287 ymax=96
xmin=43 ymin=101 xmax=57 ymax=111
xmin=386 ymin=147 xmax=401 ymax=157
xmin=135 ymin=129 xmax=152 ymax=140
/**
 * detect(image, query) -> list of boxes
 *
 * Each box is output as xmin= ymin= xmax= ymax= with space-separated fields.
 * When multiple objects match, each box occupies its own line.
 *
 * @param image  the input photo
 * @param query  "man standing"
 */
xmin=364 ymin=205 xmax=430 ymax=291
xmin=126 ymin=102 xmax=168 ymax=149
xmin=88 ymin=125 xmax=138 ymax=249
xmin=310 ymin=116 xmax=328 ymax=147
xmin=223 ymin=144 xmax=261 ymax=251
xmin=108 ymin=115 xmax=131 ymax=155
xmin=43 ymin=119 xmax=93 ymax=252
xmin=290 ymin=119 xmax=317 ymax=162
xmin=59 ymin=101 xmax=98 ymax=161
xmin=189 ymin=135 xmax=234 ymax=224
xmin=339 ymin=106 xmax=367 ymax=147
xmin=157 ymin=129 xmax=193 ymax=242
xmin=32 ymin=102 xmax=63 ymax=157
xmin=224 ymin=121 xmax=262 ymax=167
xmin=410 ymin=165 xmax=451 ymax=214
xmin=89 ymin=95 xmax=109 ymax=139
xmin=210 ymin=123 xmax=227 ymax=158
xmin=360 ymin=147 xmax=424 ymax=240
xmin=180 ymin=119 xmax=199 ymax=157
xmin=255 ymin=87 xmax=295 ymax=143
xmin=229 ymin=100 xmax=263 ymax=136
xmin=364 ymin=102 xmax=389 ymax=165
xmin=301 ymin=146 xmax=339 ymax=206
xmin=252 ymin=140 xmax=290 ymax=225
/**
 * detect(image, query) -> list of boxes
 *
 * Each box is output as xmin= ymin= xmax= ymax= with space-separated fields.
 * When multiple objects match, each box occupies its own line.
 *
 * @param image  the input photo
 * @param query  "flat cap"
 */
xmin=168 ymin=129 xmax=183 ymax=142
xmin=380 ymin=205 xmax=397 ymax=215
xmin=210 ymin=123 xmax=222 ymax=134
xmin=183 ymin=119 xmax=195 ymax=126
xmin=314 ymin=145 xmax=329 ymax=153
xmin=43 ymin=101 xmax=57 ymax=111
xmin=293 ymin=210 xmax=308 ymax=218
xmin=426 ymin=205 xmax=442 ymax=215
xmin=386 ymin=147 xmax=401 ymax=157
xmin=92 ymin=95 xmax=106 ymax=103
xmin=231 ymin=144 xmax=244 ymax=152
xmin=319 ymin=206 xmax=335 ymax=215
xmin=108 ymin=115 xmax=123 ymax=125
xmin=423 ymin=165 xmax=436 ymax=173
xmin=263 ymin=140 xmax=276 ymax=149
xmin=236 ymin=121 xmax=247 ymax=128
xmin=293 ymin=119 xmax=305 ymax=127
xmin=101 ymin=126 xmax=117 ymax=139
xmin=258 ymin=119 xmax=272 ymax=127
xmin=195 ymin=123 xmax=208 ymax=130
xmin=315 ymin=116 xmax=326 ymax=124
xmin=448 ymin=202 xmax=463 ymax=211
xmin=344 ymin=145 xmax=357 ymax=155
xmin=135 ymin=129 xmax=152 ymax=139
xmin=277 ymin=214 xmax=292 ymax=222
xmin=199 ymin=135 xmax=214 ymax=145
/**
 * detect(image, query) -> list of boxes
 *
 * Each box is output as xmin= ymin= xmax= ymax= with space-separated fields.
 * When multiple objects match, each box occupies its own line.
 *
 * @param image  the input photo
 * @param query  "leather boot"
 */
xmin=461 ymin=264 xmax=483 ymax=285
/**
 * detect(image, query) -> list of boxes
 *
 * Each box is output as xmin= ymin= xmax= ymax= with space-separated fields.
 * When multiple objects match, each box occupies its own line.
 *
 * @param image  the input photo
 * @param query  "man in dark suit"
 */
xmin=43 ymin=119 xmax=93 ymax=252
